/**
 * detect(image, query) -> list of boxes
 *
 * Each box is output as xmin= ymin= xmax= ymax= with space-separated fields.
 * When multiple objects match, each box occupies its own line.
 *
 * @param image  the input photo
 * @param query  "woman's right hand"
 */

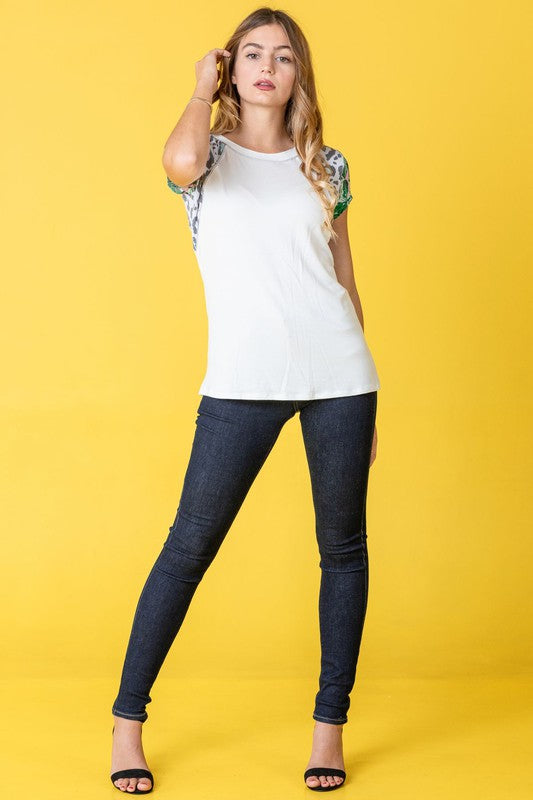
xmin=194 ymin=48 xmax=232 ymax=96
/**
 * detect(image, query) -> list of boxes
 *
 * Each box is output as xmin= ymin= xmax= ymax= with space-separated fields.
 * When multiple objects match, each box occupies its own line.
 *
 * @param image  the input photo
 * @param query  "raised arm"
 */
xmin=162 ymin=48 xmax=230 ymax=188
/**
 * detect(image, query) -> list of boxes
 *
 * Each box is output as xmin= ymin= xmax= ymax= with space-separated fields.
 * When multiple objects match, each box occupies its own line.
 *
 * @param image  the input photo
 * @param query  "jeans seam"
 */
xmin=112 ymin=708 xmax=147 ymax=720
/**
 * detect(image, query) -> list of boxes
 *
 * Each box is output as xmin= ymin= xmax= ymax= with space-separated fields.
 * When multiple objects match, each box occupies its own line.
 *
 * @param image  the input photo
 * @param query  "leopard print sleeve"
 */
xmin=166 ymin=134 xmax=226 ymax=252
xmin=322 ymin=146 xmax=354 ymax=220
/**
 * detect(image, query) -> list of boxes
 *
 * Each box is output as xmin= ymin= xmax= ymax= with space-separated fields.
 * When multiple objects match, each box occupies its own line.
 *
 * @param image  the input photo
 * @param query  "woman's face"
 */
xmin=231 ymin=23 xmax=297 ymax=109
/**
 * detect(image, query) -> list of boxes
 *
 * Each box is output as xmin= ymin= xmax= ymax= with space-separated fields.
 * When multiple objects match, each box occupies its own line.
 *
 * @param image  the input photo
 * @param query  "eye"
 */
xmin=245 ymin=53 xmax=292 ymax=63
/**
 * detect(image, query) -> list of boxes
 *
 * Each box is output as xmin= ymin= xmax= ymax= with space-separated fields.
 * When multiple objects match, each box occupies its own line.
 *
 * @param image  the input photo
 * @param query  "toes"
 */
xmin=306 ymin=773 xmax=345 ymax=788
xmin=127 ymin=777 xmax=152 ymax=793
xmin=113 ymin=776 xmax=152 ymax=793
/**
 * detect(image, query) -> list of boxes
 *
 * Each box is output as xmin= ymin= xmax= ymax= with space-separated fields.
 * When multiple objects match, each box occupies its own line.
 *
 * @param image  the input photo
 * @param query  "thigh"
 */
xmin=168 ymin=396 xmax=295 ymax=554
xmin=299 ymin=392 xmax=378 ymax=543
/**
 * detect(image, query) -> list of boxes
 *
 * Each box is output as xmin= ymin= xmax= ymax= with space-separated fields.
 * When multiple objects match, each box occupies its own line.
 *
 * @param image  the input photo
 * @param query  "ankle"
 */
xmin=112 ymin=718 xmax=143 ymax=733
xmin=314 ymin=721 xmax=344 ymax=732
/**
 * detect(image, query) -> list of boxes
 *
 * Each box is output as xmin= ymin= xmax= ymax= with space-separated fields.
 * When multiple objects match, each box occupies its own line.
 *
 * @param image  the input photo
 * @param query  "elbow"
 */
xmin=162 ymin=149 xmax=202 ymax=188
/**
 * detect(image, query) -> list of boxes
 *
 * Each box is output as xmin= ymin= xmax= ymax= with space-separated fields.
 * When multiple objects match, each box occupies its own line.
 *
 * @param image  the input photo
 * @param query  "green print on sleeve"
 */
xmin=333 ymin=158 xmax=353 ymax=219
xmin=321 ymin=146 xmax=353 ymax=220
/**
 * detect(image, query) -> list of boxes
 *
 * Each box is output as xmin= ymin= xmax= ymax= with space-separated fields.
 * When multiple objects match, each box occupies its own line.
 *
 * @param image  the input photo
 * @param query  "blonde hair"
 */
xmin=211 ymin=6 xmax=342 ymax=243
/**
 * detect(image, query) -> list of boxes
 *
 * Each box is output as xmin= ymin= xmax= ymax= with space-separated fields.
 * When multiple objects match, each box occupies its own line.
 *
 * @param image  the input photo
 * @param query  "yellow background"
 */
xmin=2 ymin=0 xmax=532 ymax=797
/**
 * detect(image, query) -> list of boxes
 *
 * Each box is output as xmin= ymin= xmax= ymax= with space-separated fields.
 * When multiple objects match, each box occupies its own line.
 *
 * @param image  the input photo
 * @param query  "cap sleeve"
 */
xmin=332 ymin=152 xmax=353 ymax=219
xmin=165 ymin=134 xmax=226 ymax=252
xmin=322 ymin=146 xmax=354 ymax=219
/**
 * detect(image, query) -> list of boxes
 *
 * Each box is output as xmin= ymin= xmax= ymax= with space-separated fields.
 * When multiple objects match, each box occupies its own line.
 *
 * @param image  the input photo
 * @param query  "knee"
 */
xmin=156 ymin=506 xmax=224 ymax=584
xmin=155 ymin=540 xmax=211 ymax=584
xmin=317 ymin=527 xmax=368 ymax=573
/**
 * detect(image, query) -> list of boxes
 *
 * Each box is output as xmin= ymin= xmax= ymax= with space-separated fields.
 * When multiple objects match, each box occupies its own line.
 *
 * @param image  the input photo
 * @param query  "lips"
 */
xmin=254 ymin=80 xmax=275 ymax=88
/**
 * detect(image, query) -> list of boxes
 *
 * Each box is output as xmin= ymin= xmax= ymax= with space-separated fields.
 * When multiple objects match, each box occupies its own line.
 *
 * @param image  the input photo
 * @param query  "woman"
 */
xmin=110 ymin=6 xmax=380 ymax=794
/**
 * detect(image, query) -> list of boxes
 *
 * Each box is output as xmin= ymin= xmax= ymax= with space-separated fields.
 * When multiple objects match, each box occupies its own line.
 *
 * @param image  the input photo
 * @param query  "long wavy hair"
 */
xmin=212 ymin=6 xmax=341 ymax=243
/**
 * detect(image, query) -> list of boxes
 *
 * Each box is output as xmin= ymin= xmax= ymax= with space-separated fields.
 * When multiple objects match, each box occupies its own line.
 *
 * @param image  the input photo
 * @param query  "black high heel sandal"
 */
xmin=304 ymin=767 xmax=346 ymax=791
xmin=110 ymin=725 xmax=154 ymax=794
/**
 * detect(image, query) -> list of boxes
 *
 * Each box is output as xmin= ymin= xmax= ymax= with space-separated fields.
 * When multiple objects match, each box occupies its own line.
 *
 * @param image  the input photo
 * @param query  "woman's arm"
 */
xmin=162 ymin=88 xmax=212 ymax=188
xmin=328 ymin=209 xmax=365 ymax=330
xmin=330 ymin=208 xmax=378 ymax=465
xmin=162 ymin=48 xmax=230 ymax=188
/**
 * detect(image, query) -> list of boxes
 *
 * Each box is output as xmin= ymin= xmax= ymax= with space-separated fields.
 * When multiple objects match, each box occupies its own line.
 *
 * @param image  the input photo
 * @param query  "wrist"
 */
xmin=193 ymin=81 xmax=214 ymax=101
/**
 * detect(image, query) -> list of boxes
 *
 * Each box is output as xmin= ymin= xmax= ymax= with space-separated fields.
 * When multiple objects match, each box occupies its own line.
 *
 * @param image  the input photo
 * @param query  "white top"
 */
xmin=167 ymin=132 xmax=381 ymax=400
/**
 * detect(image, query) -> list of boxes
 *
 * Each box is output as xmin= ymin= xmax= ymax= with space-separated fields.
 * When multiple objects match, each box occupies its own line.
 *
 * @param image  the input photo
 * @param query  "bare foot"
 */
xmin=110 ymin=716 xmax=153 ymax=793
xmin=305 ymin=720 xmax=346 ymax=789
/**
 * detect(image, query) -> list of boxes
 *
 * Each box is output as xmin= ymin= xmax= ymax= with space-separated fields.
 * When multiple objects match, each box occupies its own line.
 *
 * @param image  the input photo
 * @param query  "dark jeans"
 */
xmin=111 ymin=391 xmax=377 ymax=725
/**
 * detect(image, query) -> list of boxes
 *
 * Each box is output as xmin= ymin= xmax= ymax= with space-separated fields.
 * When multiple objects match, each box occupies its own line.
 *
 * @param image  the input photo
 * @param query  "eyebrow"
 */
xmin=242 ymin=42 xmax=293 ymax=51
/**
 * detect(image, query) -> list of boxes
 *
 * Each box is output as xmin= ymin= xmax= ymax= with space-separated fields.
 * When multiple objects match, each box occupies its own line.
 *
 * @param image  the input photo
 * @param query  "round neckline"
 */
xmin=214 ymin=133 xmax=297 ymax=161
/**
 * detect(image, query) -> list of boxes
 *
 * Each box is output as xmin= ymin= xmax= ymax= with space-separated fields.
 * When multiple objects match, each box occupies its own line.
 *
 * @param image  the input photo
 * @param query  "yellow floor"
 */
xmin=4 ymin=676 xmax=532 ymax=799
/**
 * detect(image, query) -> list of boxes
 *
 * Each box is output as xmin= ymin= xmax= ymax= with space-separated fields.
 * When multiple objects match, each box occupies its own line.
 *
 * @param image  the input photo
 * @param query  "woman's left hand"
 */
xmin=369 ymin=425 xmax=377 ymax=467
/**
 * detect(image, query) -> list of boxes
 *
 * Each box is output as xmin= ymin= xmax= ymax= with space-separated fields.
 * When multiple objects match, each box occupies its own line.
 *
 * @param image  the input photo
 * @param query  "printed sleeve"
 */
xmin=167 ymin=167 xmax=204 ymax=196
xmin=165 ymin=133 xmax=225 ymax=252
xmin=332 ymin=152 xmax=353 ymax=219
xmin=322 ymin=146 xmax=354 ymax=220
xmin=167 ymin=176 xmax=194 ymax=195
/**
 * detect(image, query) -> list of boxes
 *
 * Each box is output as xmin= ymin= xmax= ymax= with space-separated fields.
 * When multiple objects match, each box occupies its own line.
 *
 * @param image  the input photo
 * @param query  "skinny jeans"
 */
xmin=112 ymin=391 xmax=377 ymax=725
